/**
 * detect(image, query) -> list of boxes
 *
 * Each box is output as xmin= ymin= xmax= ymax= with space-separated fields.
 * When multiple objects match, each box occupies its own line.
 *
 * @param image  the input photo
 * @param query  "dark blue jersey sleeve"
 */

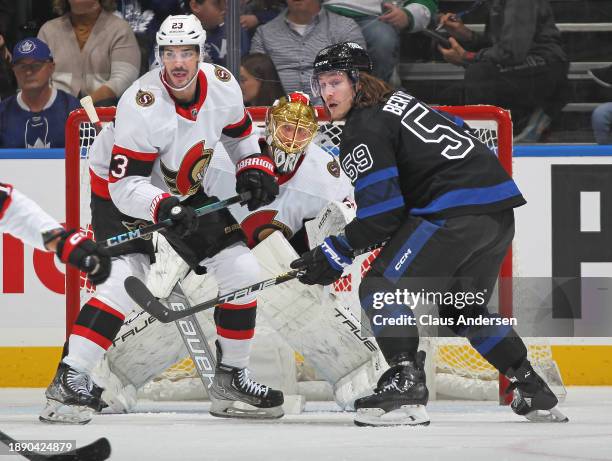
xmin=341 ymin=127 xmax=406 ymax=249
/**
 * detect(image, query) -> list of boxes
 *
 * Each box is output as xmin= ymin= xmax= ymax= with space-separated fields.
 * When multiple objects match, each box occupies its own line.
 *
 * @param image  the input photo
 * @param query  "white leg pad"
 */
xmin=253 ymin=231 xmax=385 ymax=409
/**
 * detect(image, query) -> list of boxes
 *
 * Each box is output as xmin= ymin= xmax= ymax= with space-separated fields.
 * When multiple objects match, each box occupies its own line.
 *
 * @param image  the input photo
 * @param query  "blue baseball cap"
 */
xmin=12 ymin=38 xmax=53 ymax=64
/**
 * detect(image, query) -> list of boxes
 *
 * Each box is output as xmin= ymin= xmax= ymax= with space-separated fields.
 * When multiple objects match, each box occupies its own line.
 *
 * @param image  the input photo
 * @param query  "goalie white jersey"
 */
xmin=108 ymin=62 xmax=260 ymax=221
xmin=204 ymin=141 xmax=353 ymax=246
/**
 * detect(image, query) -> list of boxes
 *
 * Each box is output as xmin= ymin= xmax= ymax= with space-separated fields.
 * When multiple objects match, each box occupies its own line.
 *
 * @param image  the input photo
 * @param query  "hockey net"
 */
xmin=65 ymin=105 xmax=561 ymax=403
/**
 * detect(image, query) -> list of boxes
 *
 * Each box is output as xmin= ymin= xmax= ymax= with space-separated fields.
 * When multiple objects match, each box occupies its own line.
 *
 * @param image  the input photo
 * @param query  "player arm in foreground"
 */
xmin=0 ymin=183 xmax=111 ymax=284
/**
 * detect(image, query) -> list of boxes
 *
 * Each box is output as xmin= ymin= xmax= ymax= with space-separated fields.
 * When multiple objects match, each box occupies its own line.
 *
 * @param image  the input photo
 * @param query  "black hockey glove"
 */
xmin=290 ymin=235 xmax=354 ymax=286
xmin=235 ymin=155 xmax=279 ymax=211
xmin=56 ymin=230 xmax=111 ymax=285
xmin=154 ymin=195 xmax=199 ymax=238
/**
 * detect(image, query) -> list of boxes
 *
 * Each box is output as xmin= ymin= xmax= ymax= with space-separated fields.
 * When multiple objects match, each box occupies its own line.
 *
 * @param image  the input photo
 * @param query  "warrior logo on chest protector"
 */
xmin=161 ymin=141 xmax=213 ymax=195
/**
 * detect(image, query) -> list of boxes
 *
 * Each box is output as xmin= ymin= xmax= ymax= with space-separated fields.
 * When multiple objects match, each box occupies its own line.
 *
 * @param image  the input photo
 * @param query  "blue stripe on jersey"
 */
xmin=383 ymin=219 xmax=443 ymax=283
xmin=355 ymin=175 xmax=403 ymax=209
xmin=469 ymin=324 xmax=512 ymax=356
xmin=435 ymin=109 xmax=466 ymax=130
xmin=357 ymin=196 xmax=405 ymax=219
xmin=410 ymin=180 xmax=521 ymax=216
xmin=355 ymin=167 xmax=399 ymax=191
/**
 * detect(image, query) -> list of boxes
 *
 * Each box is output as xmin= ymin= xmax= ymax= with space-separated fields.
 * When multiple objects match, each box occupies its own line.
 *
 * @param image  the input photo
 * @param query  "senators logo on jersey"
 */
xmin=214 ymin=65 xmax=231 ymax=82
xmin=241 ymin=209 xmax=292 ymax=248
xmin=327 ymin=159 xmax=341 ymax=178
xmin=161 ymin=141 xmax=213 ymax=196
xmin=135 ymin=90 xmax=155 ymax=107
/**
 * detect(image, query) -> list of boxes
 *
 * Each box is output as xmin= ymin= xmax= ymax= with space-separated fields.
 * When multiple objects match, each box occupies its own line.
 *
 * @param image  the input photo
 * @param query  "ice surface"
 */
xmin=0 ymin=387 xmax=610 ymax=461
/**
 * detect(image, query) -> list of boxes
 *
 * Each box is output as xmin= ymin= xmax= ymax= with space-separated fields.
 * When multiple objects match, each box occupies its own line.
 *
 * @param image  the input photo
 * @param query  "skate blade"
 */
xmin=354 ymin=405 xmax=430 ymax=427
xmin=39 ymin=399 xmax=93 ymax=425
xmin=524 ymin=406 xmax=569 ymax=423
xmin=209 ymin=399 xmax=284 ymax=420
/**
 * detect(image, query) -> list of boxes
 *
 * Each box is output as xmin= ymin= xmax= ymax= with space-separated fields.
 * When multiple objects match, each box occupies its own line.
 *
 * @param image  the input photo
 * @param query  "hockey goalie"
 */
xmin=94 ymin=92 xmax=388 ymax=413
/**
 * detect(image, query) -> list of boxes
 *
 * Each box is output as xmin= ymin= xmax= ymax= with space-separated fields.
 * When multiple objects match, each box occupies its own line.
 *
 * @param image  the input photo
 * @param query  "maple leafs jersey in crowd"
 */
xmin=204 ymin=137 xmax=353 ymax=248
xmin=0 ymin=89 xmax=80 ymax=148
xmin=107 ymin=62 xmax=260 ymax=221
xmin=0 ymin=183 xmax=62 ymax=249
xmin=339 ymin=90 xmax=526 ymax=250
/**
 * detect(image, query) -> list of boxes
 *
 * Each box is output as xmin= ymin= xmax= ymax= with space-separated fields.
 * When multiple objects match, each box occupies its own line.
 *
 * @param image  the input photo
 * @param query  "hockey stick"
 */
xmin=79 ymin=96 xmax=104 ymax=134
xmin=166 ymin=282 xmax=216 ymax=388
xmin=125 ymin=268 xmax=300 ymax=323
xmin=125 ymin=239 xmax=388 ymax=323
xmin=101 ymin=192 xmax=251 ymax=248
xmin=0 ymin=430 xmax=110 ymax=461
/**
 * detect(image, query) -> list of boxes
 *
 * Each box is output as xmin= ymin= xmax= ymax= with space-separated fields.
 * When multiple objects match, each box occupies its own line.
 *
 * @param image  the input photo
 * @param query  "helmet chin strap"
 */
xmin=160 ymin=66 xmax=199 ymax=92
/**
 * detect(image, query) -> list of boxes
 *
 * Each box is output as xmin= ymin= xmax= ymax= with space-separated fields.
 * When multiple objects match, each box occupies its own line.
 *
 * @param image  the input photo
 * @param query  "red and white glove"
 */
xmin=56 ymin=230 xmax=111 ymax=285
xmin=236 ymin=155 xmax=279 ymax=211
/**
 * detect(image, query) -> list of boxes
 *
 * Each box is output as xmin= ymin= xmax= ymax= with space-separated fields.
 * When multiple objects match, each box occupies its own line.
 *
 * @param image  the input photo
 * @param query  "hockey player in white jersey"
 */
xmin=40 ymin=14 xmax=284 ymax=424
xmin=98 ymin=92 xmax=389 ymax=412
xmin=0 ymin=183 xmax=110 ymax=283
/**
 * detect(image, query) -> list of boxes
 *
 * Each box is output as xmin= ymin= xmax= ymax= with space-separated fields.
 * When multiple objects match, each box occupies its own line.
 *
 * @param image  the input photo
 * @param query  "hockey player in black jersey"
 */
xmin=291 ymin=42 xmax=568 ymax=426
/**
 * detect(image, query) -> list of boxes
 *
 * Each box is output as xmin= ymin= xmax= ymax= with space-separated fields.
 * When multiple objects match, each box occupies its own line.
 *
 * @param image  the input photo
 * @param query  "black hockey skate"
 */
xmin=506 ymin=359 xmax=568 ymax=423
xmin=354 ymin=350 xmax=430 ymax=427
xmin=209 ymin=343 xmax=284 ymax=419
xmin=39 ymin=362 xmax=105 ymax=425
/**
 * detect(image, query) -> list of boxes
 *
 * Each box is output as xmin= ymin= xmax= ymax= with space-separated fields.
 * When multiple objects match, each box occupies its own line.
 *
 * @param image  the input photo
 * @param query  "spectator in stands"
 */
xmin=117 ymin=0 xmax=183 ymax=75
xmin=188 ymin=0 xmax=251 ymax=66
xmin=324 ymin=1 xmax=437 ymax=83
xmin=592 ymin=103 xmax=612 ymax=144
xmin=240 ymin=52 xmax=284 ymax=105
xmin=438 ymin=0 xmax=568 ymax=143
xmin=0 ymin=34 xmax=16 ymax=99
xmin=250 ymin=0 xmax=365 ymax=99
xmin=38 ymin=0 xmax=140 ymax=106
xmin=0 ymin=37 xmax=80 ymax=148
xmin=240 ymin=0 xmax=285 ymax=36
xmin=588 ymin=65 xmax=612 ymax=88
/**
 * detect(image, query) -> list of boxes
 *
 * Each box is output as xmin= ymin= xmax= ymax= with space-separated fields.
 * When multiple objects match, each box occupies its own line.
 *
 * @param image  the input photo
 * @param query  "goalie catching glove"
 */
xmin=236 ymin=155 xmax=279 ymax=211
xmin=152 ymin=194 xmax=198 ymax=238
xmin=55 ymin=230 xmax=111 ymax=285
xmin=290 ymin=235 xmax=353 ymax=285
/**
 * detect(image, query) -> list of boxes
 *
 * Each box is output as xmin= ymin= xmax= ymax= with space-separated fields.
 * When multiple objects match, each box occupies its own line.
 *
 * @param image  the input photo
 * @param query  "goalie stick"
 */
xmin=124 ymin=240 xmax=388 ymax=323
xmin=101 ymin=192 xmax=251 ymax=248
xmin=0 ymin=430 xmax=110 ymax=461
xmin=166 ymin=282 xmax=216 ymax=389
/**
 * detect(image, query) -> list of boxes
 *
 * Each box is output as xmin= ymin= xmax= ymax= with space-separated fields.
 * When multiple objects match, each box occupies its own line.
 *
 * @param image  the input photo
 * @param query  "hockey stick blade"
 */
xmin=102 ymin=192 xmax=251 ymax=248
xmin=124 ymin=239 xmax=388 ymax=323
xmin=125 ymin=269 xmax=301 ymax=323
xmin=0 ymin=431 xmax=110 ymax=461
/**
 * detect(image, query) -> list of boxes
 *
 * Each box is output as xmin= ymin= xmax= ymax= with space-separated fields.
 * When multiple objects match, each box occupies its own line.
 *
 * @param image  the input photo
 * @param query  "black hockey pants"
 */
xmin=359 ymin=209 xmax=527 ymax=373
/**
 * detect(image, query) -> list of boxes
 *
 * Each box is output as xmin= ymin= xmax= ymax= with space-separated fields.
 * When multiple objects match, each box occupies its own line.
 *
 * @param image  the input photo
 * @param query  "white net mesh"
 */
xmin=67 ymin=105 xmax=561 ymax=401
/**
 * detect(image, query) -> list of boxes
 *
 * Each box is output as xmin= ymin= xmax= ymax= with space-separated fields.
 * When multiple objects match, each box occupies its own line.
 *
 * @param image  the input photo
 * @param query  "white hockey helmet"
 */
xmin=156 ymin=14 xmax=207 ymax=63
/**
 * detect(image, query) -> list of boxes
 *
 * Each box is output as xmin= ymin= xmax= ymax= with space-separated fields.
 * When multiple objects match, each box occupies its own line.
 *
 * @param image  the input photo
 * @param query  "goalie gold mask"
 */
xmin=266 ymin=91 xmax=318 ymax=174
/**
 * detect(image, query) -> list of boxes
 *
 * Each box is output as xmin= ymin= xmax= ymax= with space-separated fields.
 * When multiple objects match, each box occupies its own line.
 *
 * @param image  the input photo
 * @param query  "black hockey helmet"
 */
xmin=311 ymin=42 xmax=372 ymax=97
xmin=313 ymin=42 xmax=372 ymax=76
